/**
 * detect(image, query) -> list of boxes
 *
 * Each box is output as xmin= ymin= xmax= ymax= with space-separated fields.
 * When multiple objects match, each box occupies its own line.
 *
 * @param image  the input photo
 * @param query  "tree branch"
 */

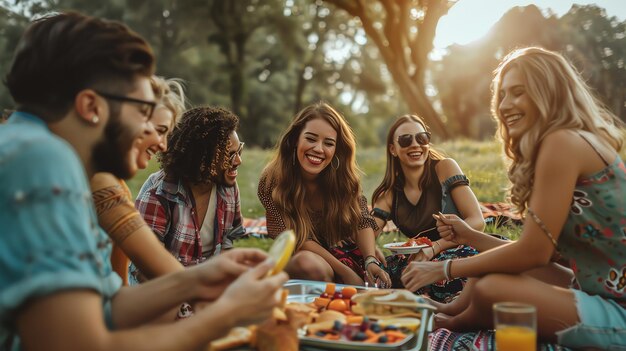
xmin=381 ymin=0 xmax=407 ymax=73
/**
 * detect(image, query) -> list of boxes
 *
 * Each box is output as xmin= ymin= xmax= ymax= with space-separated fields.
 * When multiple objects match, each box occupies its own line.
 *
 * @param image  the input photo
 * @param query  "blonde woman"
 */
xmin=402 ymin=47 xmax=626 ymax=349
xmin=91 ymin=76 xmax=186 ymax=285
xmin=258 ymin=102 xmax=391 ymax=287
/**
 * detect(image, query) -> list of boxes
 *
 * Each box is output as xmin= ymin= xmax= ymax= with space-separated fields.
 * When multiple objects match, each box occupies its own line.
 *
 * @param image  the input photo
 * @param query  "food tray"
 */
xmin=300 ymin=333 xmax=416 ymax=351
xmin=284 ymin=279 xmax=433 ymax=351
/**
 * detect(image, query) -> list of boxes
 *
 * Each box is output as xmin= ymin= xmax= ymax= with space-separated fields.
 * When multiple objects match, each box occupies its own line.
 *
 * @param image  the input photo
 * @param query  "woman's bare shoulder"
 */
xmin=373 ymin=189 xmax=393 ymax=211
xmin=435 ymin=158 xmax=464 ymax=181
xmin=90 ymin=172 xmax=120 ymax=191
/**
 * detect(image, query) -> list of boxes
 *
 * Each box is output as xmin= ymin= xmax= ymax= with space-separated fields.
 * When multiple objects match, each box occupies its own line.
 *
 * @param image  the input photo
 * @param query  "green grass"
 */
xmin=126 ymin=138 xmax=625 ymax=250
xmin=128 ymin=140 xmax=511 ymax=219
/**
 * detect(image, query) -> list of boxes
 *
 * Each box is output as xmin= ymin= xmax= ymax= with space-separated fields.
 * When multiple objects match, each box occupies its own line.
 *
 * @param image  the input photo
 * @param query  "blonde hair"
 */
xmin=491 ymin=47 xmax=623 ymax=214
xmin=261 ymin=102 xmax=363 ymax=250
xmin=150 ymin=76 xmax=186 ymax=126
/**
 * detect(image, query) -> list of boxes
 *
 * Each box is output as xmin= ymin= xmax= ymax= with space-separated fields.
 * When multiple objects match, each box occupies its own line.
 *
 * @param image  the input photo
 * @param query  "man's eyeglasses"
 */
xmin=95 ymin=90 xmax=157 ymax=119
xmin=227 ymin=142 xmax=244 ymax=164
xmin=397 ymin=132 xmax=431 ymax=148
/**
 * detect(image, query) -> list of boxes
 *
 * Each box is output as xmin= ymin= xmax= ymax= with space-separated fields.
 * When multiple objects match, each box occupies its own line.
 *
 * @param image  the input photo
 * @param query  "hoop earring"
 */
xmin=331 ymin=155 xmax=340 ymax=170
xmin=292 ymin=148 xmax=296 ymax=166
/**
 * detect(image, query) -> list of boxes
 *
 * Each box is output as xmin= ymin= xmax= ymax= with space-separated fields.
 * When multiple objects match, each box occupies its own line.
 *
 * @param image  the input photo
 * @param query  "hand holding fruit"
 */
xmin=189 ymin=248 xmax=269 ymax=302
xmin=218 ymin=260 xmax=289 ymax=327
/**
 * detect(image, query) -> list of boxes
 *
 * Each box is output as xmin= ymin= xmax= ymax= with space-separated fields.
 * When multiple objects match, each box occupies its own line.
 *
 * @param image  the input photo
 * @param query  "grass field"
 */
xmin=128 ymin=139 xmax=511 ymax=218
xmin=127 ymin=138 xmax=626 ymax=250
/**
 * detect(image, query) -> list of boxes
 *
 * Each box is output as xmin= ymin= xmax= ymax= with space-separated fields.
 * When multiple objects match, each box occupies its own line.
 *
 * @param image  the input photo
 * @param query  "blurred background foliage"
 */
xmin=0 ymin=0 xmax=624 ymax=145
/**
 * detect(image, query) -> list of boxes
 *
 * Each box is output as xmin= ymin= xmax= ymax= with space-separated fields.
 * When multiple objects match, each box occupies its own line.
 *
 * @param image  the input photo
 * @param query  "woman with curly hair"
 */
xmin=402 ymin=47 xmax=626 ymax=349
xmin=134 ymin=106 xmax=245 ymax=274
xmin=91 ymin=76 xmax=186 ymax=286
xmin=371 ymin=114 xmax=484 ymax=302
xmin=258 ymin=101 xmax=391 ymax=287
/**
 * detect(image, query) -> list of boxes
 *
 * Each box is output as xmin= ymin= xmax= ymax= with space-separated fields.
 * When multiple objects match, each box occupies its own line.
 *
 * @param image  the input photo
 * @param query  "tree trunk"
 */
xmin=323 ymin=0 xmax=454 ymax=138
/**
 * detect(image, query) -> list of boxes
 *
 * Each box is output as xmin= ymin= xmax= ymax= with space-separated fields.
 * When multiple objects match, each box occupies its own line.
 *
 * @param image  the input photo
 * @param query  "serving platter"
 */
xmin=285 ymin=279 xmax=434 ymax=351
xmin=299 ymin=331 xmax=416 ymax=351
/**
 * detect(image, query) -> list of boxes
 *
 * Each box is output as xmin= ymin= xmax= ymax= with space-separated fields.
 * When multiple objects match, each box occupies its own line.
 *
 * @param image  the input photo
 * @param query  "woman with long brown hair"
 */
xmin=371 ymin=114 xmax=484 ymax=302
xmin=258 ymin=101 xmax=391 ymax=287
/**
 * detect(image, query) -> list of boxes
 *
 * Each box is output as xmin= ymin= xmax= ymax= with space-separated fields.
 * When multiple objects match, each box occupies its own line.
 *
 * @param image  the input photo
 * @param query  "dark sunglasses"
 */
xmin=95 ymin=90 xmax=157 ymax=119
xmin=227 ymin=142 xmax=245 ymax=163
xmin=397 ymin=132 xmax=431 ymax=148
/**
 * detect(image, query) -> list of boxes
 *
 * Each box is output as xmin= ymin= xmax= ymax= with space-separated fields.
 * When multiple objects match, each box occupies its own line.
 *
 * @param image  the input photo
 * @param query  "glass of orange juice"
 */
xmin=493 ymin=302 xmax=537 ymax=351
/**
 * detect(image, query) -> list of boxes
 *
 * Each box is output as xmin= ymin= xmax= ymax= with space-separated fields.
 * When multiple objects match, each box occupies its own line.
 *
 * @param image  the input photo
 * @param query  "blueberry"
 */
xmin=378 ymin=335 xmax=389 ymax=343
xmin=353 ymin=332 xmax=367 ymax=341
xmin=315 ymin=331 xmax=326 ymax=337
xmin=370 ymin=323 xmax=382 ymax=333
xmin=384 ymin=325 xmax=398 ymax=331
xmin=333 ymin=320 xmax=344 ymax=331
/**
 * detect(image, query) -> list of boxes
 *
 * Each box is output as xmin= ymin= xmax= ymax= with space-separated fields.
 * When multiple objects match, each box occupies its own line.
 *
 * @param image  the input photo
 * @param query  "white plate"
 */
xmin=383 ymin=242 xmax=430 ymax=255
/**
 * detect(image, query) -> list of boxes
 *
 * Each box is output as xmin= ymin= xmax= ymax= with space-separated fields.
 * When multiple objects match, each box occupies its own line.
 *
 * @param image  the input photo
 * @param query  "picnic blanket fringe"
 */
xmin=429 ymin=328 xmax=572 ymax=351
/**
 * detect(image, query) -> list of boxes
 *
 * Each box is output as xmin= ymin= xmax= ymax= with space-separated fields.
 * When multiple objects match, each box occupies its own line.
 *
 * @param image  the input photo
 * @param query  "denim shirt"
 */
xmin=0 ymin=112 xmax=121 ymax=350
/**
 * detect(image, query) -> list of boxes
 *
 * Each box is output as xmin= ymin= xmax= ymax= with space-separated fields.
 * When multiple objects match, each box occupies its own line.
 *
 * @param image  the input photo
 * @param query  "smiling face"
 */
xmin=218 ymin=131 xmax=242 ymax=187
xmin=498 ymin=67 xmax=541 ymax=139
xmin=92 ymin=76 xmax=156 ymax=179
xmin=135 ymin=105 xmax=174 ymax=170
xmin=296 ymin=117 xmax=337 ymax=180
xmin=390 ymin=121 xmax=429 ymax=168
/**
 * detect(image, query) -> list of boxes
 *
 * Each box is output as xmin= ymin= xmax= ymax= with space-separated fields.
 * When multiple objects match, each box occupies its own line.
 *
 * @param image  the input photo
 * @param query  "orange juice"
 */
xmin=495 ymin=325 xmax=536 ymax=351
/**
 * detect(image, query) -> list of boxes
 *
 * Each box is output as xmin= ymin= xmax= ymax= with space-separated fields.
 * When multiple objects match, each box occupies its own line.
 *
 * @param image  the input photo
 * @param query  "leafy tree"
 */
xmin=323 ymin=0 xmax=457 ymax=138
xmin=0 ymin=5 xmax=28 ymax=112
xmin=560 ymin=5 xmax=626 ymax=121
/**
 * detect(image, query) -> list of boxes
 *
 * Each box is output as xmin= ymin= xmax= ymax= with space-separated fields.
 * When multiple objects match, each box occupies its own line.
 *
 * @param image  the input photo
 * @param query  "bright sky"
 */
xmin=434 ymin=0 xmax=626 ymax=49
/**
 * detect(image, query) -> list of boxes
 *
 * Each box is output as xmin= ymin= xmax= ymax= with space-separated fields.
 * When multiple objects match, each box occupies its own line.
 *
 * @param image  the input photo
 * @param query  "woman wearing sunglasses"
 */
xmin=371 ymin=114 xmax=485 ymax=302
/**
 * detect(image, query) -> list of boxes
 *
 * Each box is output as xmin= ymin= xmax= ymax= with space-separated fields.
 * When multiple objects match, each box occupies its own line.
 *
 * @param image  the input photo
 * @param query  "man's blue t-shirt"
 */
xmin=0 ymin=112 xmax=121 ymax=349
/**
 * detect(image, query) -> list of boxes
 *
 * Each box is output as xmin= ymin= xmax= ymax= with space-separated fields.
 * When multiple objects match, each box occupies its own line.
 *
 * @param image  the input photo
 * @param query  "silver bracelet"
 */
xmin=364 ymin=255 xmax=380 ymax=271
xmin=443 ymin=259 xmax=453 ymax=281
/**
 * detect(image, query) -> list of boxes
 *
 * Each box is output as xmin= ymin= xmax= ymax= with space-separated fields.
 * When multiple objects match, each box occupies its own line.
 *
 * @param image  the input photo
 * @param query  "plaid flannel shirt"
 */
xmin=135 ymin=170 xmax=244 ymax=266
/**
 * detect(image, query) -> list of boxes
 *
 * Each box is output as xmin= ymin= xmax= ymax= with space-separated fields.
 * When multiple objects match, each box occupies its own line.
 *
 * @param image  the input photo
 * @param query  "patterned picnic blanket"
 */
xmin=429 ymin=328 xmax=571 ymax=351
xmin=242 ymin=202 xmax=522 ymax=236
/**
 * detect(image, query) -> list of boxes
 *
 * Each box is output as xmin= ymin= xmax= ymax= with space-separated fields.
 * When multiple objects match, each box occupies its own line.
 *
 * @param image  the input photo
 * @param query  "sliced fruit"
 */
xmin=377 ymin=317 xmax=421 ymax=332
xmin=314 ymin=297 xmax=331 ymax=308
xmin=324 ymin=283 xmax=336 ymax=295
xmin=328 ymin=299 xmax=349 ymax=312
xmin=317 ymin=310 xmax=347 ymax=323
xmin=341 ymin=286 xmax=358 ymax=299
xmin=266 ymin=230 xmax=296 ymax=276
xmin=346 ymin=315 xmax=364 ymax=324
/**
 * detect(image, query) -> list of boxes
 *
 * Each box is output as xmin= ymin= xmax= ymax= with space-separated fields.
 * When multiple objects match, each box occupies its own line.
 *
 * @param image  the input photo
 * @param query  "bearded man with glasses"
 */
xmin=133 ymin=106 xmax=246 ymax=278
xmin=0 ymin=13 xmax=286 ymax=351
